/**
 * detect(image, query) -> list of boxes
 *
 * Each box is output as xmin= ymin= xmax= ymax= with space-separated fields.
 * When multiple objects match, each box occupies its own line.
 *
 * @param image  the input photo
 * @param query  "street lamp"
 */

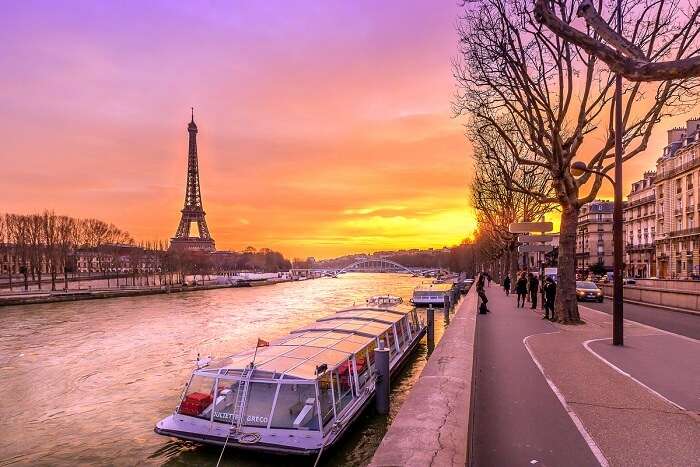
xmin=571 ymin=161 xmax=624 ymax=346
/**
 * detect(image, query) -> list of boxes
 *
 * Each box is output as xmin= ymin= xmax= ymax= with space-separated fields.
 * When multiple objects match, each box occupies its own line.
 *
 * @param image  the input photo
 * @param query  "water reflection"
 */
xmin=0 ymin=273 xmax=448 ymax=466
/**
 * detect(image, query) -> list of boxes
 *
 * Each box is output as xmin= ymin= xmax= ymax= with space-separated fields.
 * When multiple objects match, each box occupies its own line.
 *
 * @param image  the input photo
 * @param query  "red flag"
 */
xmin=256 ymin=338 xmax=269 ymax=348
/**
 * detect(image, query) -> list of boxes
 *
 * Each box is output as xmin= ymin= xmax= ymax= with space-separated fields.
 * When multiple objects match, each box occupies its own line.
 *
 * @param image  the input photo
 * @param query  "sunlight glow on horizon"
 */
xmin=1 ymin=1 xmax=687 ymax=258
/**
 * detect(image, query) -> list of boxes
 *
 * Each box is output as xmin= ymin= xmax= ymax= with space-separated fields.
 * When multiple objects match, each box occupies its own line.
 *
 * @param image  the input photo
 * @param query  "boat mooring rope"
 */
xmin=313 ymin=441 xmax=326 ymax=467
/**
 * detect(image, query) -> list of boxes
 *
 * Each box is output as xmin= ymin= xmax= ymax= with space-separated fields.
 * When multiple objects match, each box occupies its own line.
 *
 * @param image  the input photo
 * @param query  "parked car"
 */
xmin=576 ymin=281 xmax=604 ymax=302
xmin=622 ymin=278 xmax=636 ymax=285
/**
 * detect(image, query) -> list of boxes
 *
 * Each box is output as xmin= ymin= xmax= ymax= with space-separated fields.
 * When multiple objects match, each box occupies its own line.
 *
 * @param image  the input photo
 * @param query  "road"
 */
xmin=581 ymin=299 xmax=700 ymax=340
xmin=471 ymin=289 xmax=600 ymax=466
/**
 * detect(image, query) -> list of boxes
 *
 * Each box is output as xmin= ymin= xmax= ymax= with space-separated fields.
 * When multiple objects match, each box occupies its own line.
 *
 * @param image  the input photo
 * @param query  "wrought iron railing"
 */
xmin=656 ymin=156 xmax=700 ymax=182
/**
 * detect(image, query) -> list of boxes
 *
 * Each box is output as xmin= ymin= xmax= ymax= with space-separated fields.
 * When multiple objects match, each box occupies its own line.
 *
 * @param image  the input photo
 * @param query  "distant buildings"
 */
xmin=576 ymin=200 xmax=614 ymax=273
xmin=578 ymin=118 xmax=700 ymax=279
xmin=624 ymin=171 xmax=656 ymax=277
xmin=654 ymin=119 xmax=700 ymax=279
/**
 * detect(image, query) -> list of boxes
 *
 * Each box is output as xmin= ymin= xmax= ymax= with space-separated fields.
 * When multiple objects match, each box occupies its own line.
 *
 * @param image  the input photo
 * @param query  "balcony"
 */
xmin=674 ymin=208 xmax=683 ymax=216
xmin=687 ymin=204 xmax=695 ymax=213
xmin=668 ymin=226 xmax=700 ymax=238
xmin=656 ymin=157 xmax=700 ymax=182
xmin=575 ymin=251 xmax=590 ymax=258
xmin=625 ymin=242 xmax=655 ymax=252
xmin=624 ymin=194 xmax=655 ymax=209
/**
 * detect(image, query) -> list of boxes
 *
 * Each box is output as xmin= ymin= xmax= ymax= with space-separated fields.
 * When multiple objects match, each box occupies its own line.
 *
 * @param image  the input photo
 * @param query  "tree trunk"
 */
xmin=555 ymin=205 xmax=583 ymax=323
xmin=51 ymin=266 xmax=56 ymax=291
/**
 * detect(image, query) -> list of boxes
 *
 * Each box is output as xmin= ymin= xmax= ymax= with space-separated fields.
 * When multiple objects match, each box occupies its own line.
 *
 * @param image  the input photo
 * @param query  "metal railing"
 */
xmin=624 ymin=194 xmax=655 ymax=209
xmin=668 ymin=226 xmax=700 ymax=238
xmin=656 ymin=156 xmax=700 ymax=182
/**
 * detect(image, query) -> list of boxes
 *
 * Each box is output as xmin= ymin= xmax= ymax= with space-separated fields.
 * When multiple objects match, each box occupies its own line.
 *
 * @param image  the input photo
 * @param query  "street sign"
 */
xmin=518 ymin=245 xmax=553 ymax=253
xmin=517 ymin=234 xmax=554 ymax=243
xmin=508 ymin=222 xmax=553 ymax=233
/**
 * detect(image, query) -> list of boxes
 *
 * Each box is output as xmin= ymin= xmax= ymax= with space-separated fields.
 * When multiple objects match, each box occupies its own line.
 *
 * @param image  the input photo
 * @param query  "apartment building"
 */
xmin=576 ymin=200 xmax=615 ymax=273
xmin=654 ymin=119 xmax=700 ymax=279
xmin=624 ymin=171 xmax=656 ymax=277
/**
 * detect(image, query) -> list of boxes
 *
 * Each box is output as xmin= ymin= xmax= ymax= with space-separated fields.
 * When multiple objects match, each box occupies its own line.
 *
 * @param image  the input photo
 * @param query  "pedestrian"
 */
xmin=476 ymin=274 xmax=490 ymax=314
xmin=540 ymin=277 xmax=546 ymax=310
xmin=528 ymin=273 xmax=539 ymax=309
xmin=515 ymin=272 xmax=528 ymax=308
xmin=486 ymin=272 xmax=492 ymax=288
xmin=503 ymin=274 xmax=511 ymax=296
xmin=543 ymin=277 xmax=557 ymax=320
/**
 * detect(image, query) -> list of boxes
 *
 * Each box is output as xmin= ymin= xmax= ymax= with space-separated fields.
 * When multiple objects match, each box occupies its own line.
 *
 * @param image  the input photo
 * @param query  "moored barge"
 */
xmin=410 ymin=283 xmax=454 ymax=306
xmin=155 ymin=300 xmax=425 ymax=456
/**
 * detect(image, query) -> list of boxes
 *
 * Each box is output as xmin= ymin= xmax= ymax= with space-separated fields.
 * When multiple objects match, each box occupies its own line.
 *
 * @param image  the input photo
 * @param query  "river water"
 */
xmin=0 ymin=273 xmax=450 ymax=466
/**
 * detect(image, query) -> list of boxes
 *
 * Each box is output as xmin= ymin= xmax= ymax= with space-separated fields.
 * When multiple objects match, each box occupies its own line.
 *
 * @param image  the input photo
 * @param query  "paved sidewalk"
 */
xmin=471 ymin=289 xmax=601 ymax=466
xmin=527 ymin=305 xmax=700 ymax=466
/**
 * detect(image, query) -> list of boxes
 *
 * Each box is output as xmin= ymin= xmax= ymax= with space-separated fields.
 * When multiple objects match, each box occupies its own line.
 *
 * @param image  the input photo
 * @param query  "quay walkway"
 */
xmin=370 ymin=283 xmax=699 ymax=466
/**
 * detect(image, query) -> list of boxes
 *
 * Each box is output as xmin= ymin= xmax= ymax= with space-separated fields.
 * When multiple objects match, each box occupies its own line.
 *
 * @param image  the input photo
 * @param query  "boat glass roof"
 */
xmin=202 ymin=306 xmax=412 ymax=379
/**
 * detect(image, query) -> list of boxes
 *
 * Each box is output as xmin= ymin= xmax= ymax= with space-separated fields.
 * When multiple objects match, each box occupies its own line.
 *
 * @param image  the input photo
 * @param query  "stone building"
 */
xmin=576 ymin=200 xmax=615 ymax=274
xmin=624 ymin=171 xmax=656 ymax=277
xmin=654 ymin=119 xmax=700 ymax=279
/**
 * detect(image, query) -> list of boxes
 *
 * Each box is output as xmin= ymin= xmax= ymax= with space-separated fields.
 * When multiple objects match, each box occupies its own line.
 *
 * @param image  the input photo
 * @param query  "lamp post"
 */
xmin=571 ymin=161 xmax=624 ymax=346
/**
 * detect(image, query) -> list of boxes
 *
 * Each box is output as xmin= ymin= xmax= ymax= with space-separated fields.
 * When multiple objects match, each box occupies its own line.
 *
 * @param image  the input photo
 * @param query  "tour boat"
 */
xmin=410 ymin=283 xmax=454 ymax=306
xmin=154 ymin=301 xmax=426 ymax=456
xmin=365 ymin=294 xmax=403 ymax=306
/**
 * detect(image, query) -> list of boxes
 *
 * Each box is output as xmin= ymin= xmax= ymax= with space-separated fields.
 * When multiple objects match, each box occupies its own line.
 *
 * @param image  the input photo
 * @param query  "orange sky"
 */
xmin=1 ymin=1 xmax=695 ymax=258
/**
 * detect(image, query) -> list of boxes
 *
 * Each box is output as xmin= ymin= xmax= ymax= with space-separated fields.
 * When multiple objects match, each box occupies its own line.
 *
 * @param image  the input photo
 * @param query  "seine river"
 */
xmin=0 ymin=273 xmax=449 ymax=466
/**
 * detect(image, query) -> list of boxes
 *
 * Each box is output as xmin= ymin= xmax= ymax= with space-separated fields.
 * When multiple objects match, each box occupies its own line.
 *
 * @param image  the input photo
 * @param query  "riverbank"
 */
xmin=0 ymin=277 xmax=295 ymax=307
xmin=370 ymin=284 xmax=478 ymax=466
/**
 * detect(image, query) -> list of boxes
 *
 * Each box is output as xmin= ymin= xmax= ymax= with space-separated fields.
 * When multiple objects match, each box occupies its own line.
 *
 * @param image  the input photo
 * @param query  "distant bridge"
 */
xmin=336 ymin=258 xmax=415 ymax=274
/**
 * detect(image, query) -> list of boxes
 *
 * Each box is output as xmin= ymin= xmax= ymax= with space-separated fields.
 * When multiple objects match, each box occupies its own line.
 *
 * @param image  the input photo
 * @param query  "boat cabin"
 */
xmin=159 ymin=306 xmax=423 ymax=453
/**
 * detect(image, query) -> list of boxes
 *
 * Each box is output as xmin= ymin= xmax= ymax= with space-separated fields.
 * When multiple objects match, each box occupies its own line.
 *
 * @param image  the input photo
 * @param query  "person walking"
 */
xmin=476 ymin=274 xmax=489 ymax=314
xmin=515 ymin=272 xmax=528 ymax=308
xmin=486 ymin=272 xmax=492 ymax=288
xmin=503 ymin=274 xmax=511 ymax=296
xmin=543 ymin=276 xmax=557 ymax=320
xmin=528 ymin=273 xmax=539 ymax=309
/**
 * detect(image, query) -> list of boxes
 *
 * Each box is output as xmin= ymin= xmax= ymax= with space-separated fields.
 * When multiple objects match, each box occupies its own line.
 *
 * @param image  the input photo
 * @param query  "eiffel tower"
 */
xmin=170 ymin=109 xmax=216 ymax=251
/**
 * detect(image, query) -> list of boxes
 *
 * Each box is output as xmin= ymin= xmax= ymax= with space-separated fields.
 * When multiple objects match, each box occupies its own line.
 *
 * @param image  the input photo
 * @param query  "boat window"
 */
xmin=367 ymin=340 xmax=377 ymax=369
xmin=211 ymin=378 xmax=245 ymax=424
xmin=395 ymin=319 xmax=406 ymax=348
xmin=317 ymin=373 xmax=335 ymax=425
xmin=242 ymin=382 xmax=276 ymax=427
xmin=333 ymin=359 xmax=354 ymax=414
xmin=179 ymin=375 xmax=216 ymax=420
xmin=410 ymin=310 xmax=419 ymax=332
xmin=355 ymin=349 xmax=371 ymax=389
xmin=270 ymin=383 xmax=319 ymax=430
xmin=381 ymin=331 xmax=396 ymax=358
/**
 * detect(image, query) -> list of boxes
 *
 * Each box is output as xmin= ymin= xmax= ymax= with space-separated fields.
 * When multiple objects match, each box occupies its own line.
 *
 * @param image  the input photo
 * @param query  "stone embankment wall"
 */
xmin=600 ymin=280 xmax=700 ymax=314
xmin=369 ymin=285 xmax=478 ymax=467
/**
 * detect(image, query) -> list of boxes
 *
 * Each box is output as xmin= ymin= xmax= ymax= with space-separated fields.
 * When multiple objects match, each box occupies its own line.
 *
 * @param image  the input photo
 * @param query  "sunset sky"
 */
xmin=1 ymin=1 xmax=695 ymax=258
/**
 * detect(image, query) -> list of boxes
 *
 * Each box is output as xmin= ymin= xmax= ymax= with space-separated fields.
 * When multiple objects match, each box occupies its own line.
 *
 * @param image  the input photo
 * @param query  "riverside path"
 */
xmin=582 ymin=299 xmax=700 ymax=340
xmin=472 ymin=286 xmax=699 ymax=466
xmin=471 ymin=288 xmax=602 ymax=466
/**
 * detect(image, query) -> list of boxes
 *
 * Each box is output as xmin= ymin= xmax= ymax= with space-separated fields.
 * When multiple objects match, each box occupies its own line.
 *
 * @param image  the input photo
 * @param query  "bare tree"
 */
xmin=6 ymin=215 xmax=31 ymax=290
xmin=42 ymin=211 xmax=60 ymax=291
xmin=470 ymin=123 xmax=557 ymax=282
xmin=535 ymin=0 xmax=700 ymax=81
xmin=56 ymin=215 xmax=76 ymax=290
xmin=0 ymin=214 xmax=9 ymax=290
xmin=454 ymin=0 xmax=700 ymax=322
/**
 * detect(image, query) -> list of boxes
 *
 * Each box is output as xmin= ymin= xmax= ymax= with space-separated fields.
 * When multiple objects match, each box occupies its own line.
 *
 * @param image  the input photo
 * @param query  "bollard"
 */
xmin=375 ymin=341 xmax=391 ymax=415
xmin=443 ymin=294 xmax=451 ymax=325
xmin=427 ymin=305 xmax=435 ymax=351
